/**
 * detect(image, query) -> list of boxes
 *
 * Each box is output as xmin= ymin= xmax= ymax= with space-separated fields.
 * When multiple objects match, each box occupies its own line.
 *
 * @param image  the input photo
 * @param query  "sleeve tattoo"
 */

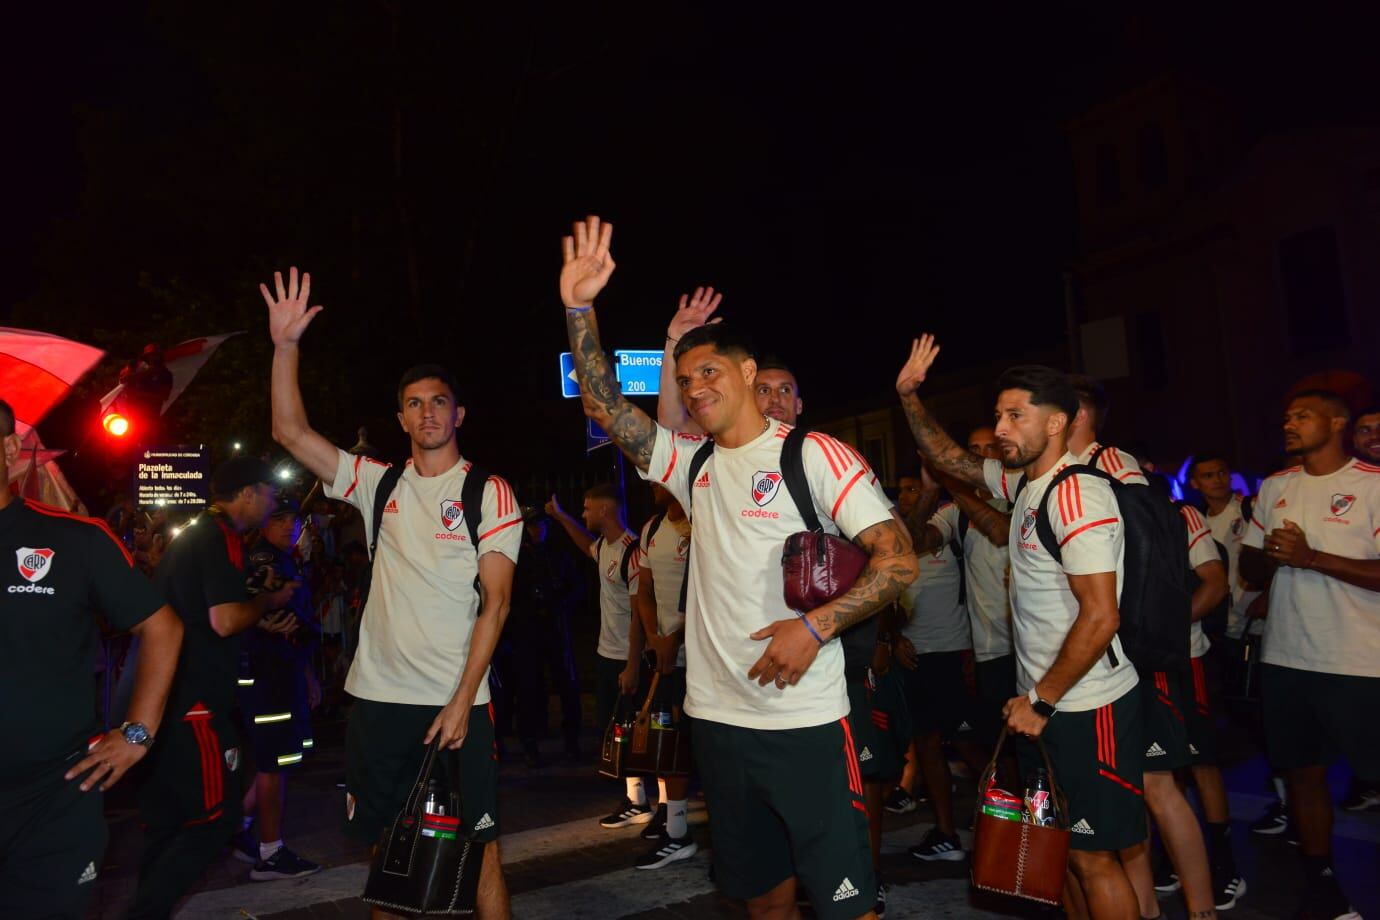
xmin=566 ymin=310 xmax=658 ymax=471
xmin=899 ymin=394 xmax=986 ymax=487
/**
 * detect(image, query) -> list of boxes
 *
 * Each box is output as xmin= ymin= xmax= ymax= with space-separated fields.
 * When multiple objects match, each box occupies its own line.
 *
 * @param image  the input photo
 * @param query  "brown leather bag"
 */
xmin=970 ymin=728 xmax=1071 ymax=906
xmin=621 ymin=672 xmax=694 ymax=777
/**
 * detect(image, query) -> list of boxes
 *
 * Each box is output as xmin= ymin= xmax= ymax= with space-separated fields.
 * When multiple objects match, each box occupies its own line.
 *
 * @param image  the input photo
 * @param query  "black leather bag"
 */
xmin=362 ymin=740 xmax=484 ymax=915
xmin=598 ymin=693 xmax=638 ymax=780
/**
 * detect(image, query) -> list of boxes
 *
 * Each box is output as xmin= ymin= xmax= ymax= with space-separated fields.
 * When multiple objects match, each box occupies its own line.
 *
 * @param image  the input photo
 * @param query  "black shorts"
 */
xmin=1184 ymin=656 xmax=1218 ymax=766
xmin=139 ymin=704 xmax=244 ymax=832
xmin=974 ymin=655 xmax=1017 ymax=744
xmin=0 ymin=771 xmax=108 ymax=920
xmin=1261 ymin=664 xmax=1380 ymax=776
xmin=1141 ymin=670 xmax=1191 ymax=771
xmin=847 ymin=670 xmax=905 ymax=784
xmin=902 ymin=650 xmax=982 ymax=741
xmin=239 ymin=653 xmax=312 ymax=773
xmin=345 ymin=699 xmax=500 ymax=845
xmin=1019 ymin=687 xmax=1146 ymax=852
xmin=693 ymin=718 xmax=875 ymax=917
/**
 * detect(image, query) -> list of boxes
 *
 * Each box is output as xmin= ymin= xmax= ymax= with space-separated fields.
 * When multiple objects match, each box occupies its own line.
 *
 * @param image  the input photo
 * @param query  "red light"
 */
xmin=102 ymin=412 xmax=131 ymax=437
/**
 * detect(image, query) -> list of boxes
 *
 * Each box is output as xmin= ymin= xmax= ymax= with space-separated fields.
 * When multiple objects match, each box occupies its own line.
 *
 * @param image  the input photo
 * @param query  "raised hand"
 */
xmin=668 ymin=286 xmax=724 ymax=339
xmin=896 ymin=334 xmax=941 ymax=397
xmin=544 ymin=493 xmax=563 ymax=517
xmin=261 ymin=267 xmax=323 ymax=347
xmin=560 ymin=216 xmax=616 ymax=308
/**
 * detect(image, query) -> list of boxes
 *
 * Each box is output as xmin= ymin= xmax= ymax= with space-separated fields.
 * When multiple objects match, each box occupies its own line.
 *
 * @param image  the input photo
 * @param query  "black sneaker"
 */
xmin=874 ymin=879 xmax=888 ymax=917
xmin=249 ymin=846 xmax=321 ymax=881
xmin=635 ymin=832 xmax=698 ymax=869
xmin=909 ymin=827 xmax=965 ymax=862
xmin=1297 ymin=869 xmax=1359 ymax=920
xmin=1215 ymin=873 xmax=1247 ymax=911
xmin=641 ymin=803 xmax=668 ymax=840
xmin=884 ymin=786 xmax=917 ymax=814
xmin=1250 ymin=800 xmax=1290 ymax=836
xmin=599 ymin=797 xmax=654 ymax=829
xmin=1339 ymin=782 xmax=1380 ymax=812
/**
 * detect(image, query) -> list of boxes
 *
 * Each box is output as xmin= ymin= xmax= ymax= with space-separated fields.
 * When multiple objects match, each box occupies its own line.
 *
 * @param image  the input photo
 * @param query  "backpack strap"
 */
xmin=644 ymin=512 xmax=666 ymax=548
xmin=1031 ymin=464 xmax=1119 ymax=565
xmin=684 ymin=440 xmax=716 ymax=514
xmin=780 ymin=426 xmax=823 ymax=532
xmin=1240 ymin=495 xmax=1254 ymax=528
xmin=619 ymin=538 xmax=639 ymax=585
xmin=461 ymin=464 xmax=490 ymax=594
xmin=1086 ymin=444 xmax=1109 ymax=472
xmin=361 ymin=463 xmax=405 ymax=615
xmin=954 ymin=510 xmax=969 ymax=558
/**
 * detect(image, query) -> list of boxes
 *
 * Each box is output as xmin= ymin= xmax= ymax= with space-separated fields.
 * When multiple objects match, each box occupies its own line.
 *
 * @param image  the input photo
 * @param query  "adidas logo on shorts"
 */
xmin=1071 ymin=819 xmax=1095 ymax=835
xmin=958 ymin=721 xmax=973 ymax=732
xmin=1146 ymin=742 xmax=1167 ymax=757
xmin=833 ymin=878 xmax=861 ymax=901
xmin=474 ymin=813 xmax=496 ymax=831
xmin=1189 ymin=743 xmax=1200 ymax=755
xmin=858 ymin=746 xmax=874 ymax=762
xmin=78 ymin=861 xmax=98 ymax=884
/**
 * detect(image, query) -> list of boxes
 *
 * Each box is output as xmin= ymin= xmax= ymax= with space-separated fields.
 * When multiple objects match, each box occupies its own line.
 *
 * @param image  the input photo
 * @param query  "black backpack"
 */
xmin=364 ymin=461 xmax=490 ymax=609
xmin=1175 ymin=500 xmax=1231 ymax=640
xmin=593 ymin=534 xmax=640 ymax=586
xmin=1014 ymin=464 xmax=1193 ymax=673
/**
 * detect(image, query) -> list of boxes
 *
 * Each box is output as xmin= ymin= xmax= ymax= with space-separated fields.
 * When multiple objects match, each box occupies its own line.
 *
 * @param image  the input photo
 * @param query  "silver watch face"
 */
xmin=123 ymin=722 xmax=152 ymax=747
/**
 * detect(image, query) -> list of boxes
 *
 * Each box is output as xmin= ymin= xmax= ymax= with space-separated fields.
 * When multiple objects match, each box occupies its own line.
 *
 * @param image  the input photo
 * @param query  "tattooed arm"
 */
xmin=747 ymin=518 xmax=918 ymax=687
xmin=895 ymin=335 xmax=987 ymax=488
xmin=932 ymin=468 xmax=1012 ymax=547
xmin=559 ymin=215 xmax=659 ymax=473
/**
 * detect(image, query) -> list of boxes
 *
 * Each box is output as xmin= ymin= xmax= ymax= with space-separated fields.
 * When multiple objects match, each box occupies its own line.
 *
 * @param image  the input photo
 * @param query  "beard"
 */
xmin=999 ymin=437 xmax=1046 ymax=469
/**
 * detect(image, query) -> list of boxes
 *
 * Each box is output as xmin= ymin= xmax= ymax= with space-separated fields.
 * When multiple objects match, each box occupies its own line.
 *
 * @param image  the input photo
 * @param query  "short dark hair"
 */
xmin=672 ymin=323 xmax=756 ymax=364
xmin=397 ymin=364 xmax=459 ymax=409
xmin=1067 ymin=373 xmax=1109 ymax=430
xmin=994 ymin=365 xmax=1079 ymax=423
xmin=1359 ymin=405 xmax=1380 ymax=419
xmin=1291 ymin=388 xmax=1351 ymax=421
xmin=755 ymin=354 xmax=796 ymax=377
xmin=584 ymin=482 xmax=621 ymax=504
xmin=0 ymin=398 xmax=13 ymax=436
xmin=1187 ymin=452 xmax=1231 ymax=477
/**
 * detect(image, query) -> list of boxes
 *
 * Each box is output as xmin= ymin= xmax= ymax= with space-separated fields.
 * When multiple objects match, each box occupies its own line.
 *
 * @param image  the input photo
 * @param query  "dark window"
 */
xmin=1278 ymin=227 xmax=1349 ymax=355
xmin=1135 ymin=312 xmax=1168 ymax=389
xmin=1096 ymin=145 xmax=1121 ymax=207
xmin=1139 ymin=123 xmax=1168 ymax=189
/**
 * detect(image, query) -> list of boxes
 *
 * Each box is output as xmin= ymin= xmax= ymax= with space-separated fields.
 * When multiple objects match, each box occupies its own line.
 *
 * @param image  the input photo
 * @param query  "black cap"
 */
xmin=211 ymin=457 xmax=277 ymax=496
xmin=270 ymin=494 xmax=302 ymax=518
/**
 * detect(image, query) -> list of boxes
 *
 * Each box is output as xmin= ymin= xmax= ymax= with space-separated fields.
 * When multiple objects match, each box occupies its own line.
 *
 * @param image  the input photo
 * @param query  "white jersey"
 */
xmin=931 ymin=499 xmax=1013 ymax=662
xmin=1077 ymin=442 xmax=1148 ymax=486
xmin=640 ymin=419 xmax=893 ymax=730
xmin=634 ymin=512 xmax=691 ymax=668
xmin=1179 ymin=504 xmax=1220 ymax=659
xmin=325 ymin=450 xmax=522 ymax=706
xmin=1205 ymin=495 xmax=1263 ymax=639
xmin=984 ymin=455 xmax=1138 ymax=711
xmin=899 ymin=503 xmax=972 ymax=655
xmin=1243 ymin=458 xmax=1380 ymax=677
xmin=590 ymin=530 xmax=640 ymax=661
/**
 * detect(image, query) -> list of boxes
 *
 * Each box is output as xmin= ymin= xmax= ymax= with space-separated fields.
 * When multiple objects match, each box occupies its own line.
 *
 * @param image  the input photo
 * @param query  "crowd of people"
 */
xmin=1 ymin=214 xmax=1377 ymax=920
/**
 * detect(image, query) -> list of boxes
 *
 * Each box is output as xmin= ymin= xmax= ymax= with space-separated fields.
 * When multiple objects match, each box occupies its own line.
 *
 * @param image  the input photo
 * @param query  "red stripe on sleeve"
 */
xmin=341 ymin=455 xmax=363 ymax=499
xmin=1058 ymin=517 xmax=1118 ymax=547
xmin=659 ymin=440 xmax=680 ymax=484
xmin=1187 ymin=529 xmax=1210 ymax=551
xmin=806 ymin=433 xmax=843 ymax=479
xmin=478 ymin=519 xmax=522 ymax=542
xmin=830 ymin=469 xmax=867 ymax=520
xmin=1252 ymin=516 xmax=1266 ymax=531
xmin=1072 ymin=473 xmax=1084 ymax=519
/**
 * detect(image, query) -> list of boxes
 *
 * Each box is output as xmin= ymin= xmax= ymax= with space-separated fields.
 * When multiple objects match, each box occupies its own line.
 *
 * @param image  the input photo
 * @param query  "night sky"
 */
xmin=6 ymin=3 xmax=1379 ymax=504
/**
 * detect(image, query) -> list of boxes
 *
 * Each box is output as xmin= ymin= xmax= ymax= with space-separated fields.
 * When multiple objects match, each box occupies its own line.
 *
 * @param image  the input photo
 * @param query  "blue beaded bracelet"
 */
xmin=565 ymin=304 xmax=592 ymax=312
xmin=799 ymin=615 xmax=826 ymax=645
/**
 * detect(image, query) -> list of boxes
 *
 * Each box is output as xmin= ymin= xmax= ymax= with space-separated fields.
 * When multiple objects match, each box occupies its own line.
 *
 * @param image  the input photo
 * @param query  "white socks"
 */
xmin=626 ymin=777 xmax=647 ymax=805
xmin=666 ymin=800 xmax=689 ymax=839
xmin=259 ymin=839 xmax=284 ymax=861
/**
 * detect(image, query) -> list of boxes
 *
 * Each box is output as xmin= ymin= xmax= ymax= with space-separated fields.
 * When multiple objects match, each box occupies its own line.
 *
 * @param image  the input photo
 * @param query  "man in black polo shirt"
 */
xmin=0 ymin=398 xmax=184 ymax=919
xmin=128 ymin=457 xmax=297 ymax=919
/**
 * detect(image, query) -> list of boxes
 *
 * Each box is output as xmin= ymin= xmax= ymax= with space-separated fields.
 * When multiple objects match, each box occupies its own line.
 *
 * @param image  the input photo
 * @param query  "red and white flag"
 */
xmin=100 ymin=332 xmax=242 ymax=416
xmin=0 ymin=328 xmax=105 ymax=436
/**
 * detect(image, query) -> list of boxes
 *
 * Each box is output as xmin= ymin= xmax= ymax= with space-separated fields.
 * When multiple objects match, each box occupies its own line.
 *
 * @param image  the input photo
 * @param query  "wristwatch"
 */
xmin=1027 ymin=687 xmax=1057 ymax=719
xmin=121 ymin=721 xmax=155 ymax=750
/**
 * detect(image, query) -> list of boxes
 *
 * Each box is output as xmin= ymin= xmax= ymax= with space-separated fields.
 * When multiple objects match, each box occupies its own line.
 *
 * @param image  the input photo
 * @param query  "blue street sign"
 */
xmin=586 ymin=418 xmax=612 ymax=452
xmin=560 ymin=350 xmax=663 ymax=397
xmin=559 ymin=353 xmax=580 ymax=398
xmin=613 ymin=349 xmax=662 ymax=396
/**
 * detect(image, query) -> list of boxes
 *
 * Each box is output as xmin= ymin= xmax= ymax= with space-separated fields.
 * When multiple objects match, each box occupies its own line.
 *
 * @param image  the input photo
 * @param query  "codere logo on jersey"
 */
xmin=17 ymin=547 xmax=55 ymax=583
xmin=440 ymin=500 xmax=465 ymax=532
xmin=751 ymin=470 xmax=782 ymax=507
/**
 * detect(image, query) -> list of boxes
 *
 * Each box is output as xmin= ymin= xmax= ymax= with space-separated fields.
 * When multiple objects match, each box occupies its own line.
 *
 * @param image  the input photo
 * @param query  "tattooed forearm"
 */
xmin=899 ymin=393 xmax=986 ymax=488
xmin=810 ymin=520 xmax=918 ymax=639
xmin=566 ymin=309 xmax=657 ymax=472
